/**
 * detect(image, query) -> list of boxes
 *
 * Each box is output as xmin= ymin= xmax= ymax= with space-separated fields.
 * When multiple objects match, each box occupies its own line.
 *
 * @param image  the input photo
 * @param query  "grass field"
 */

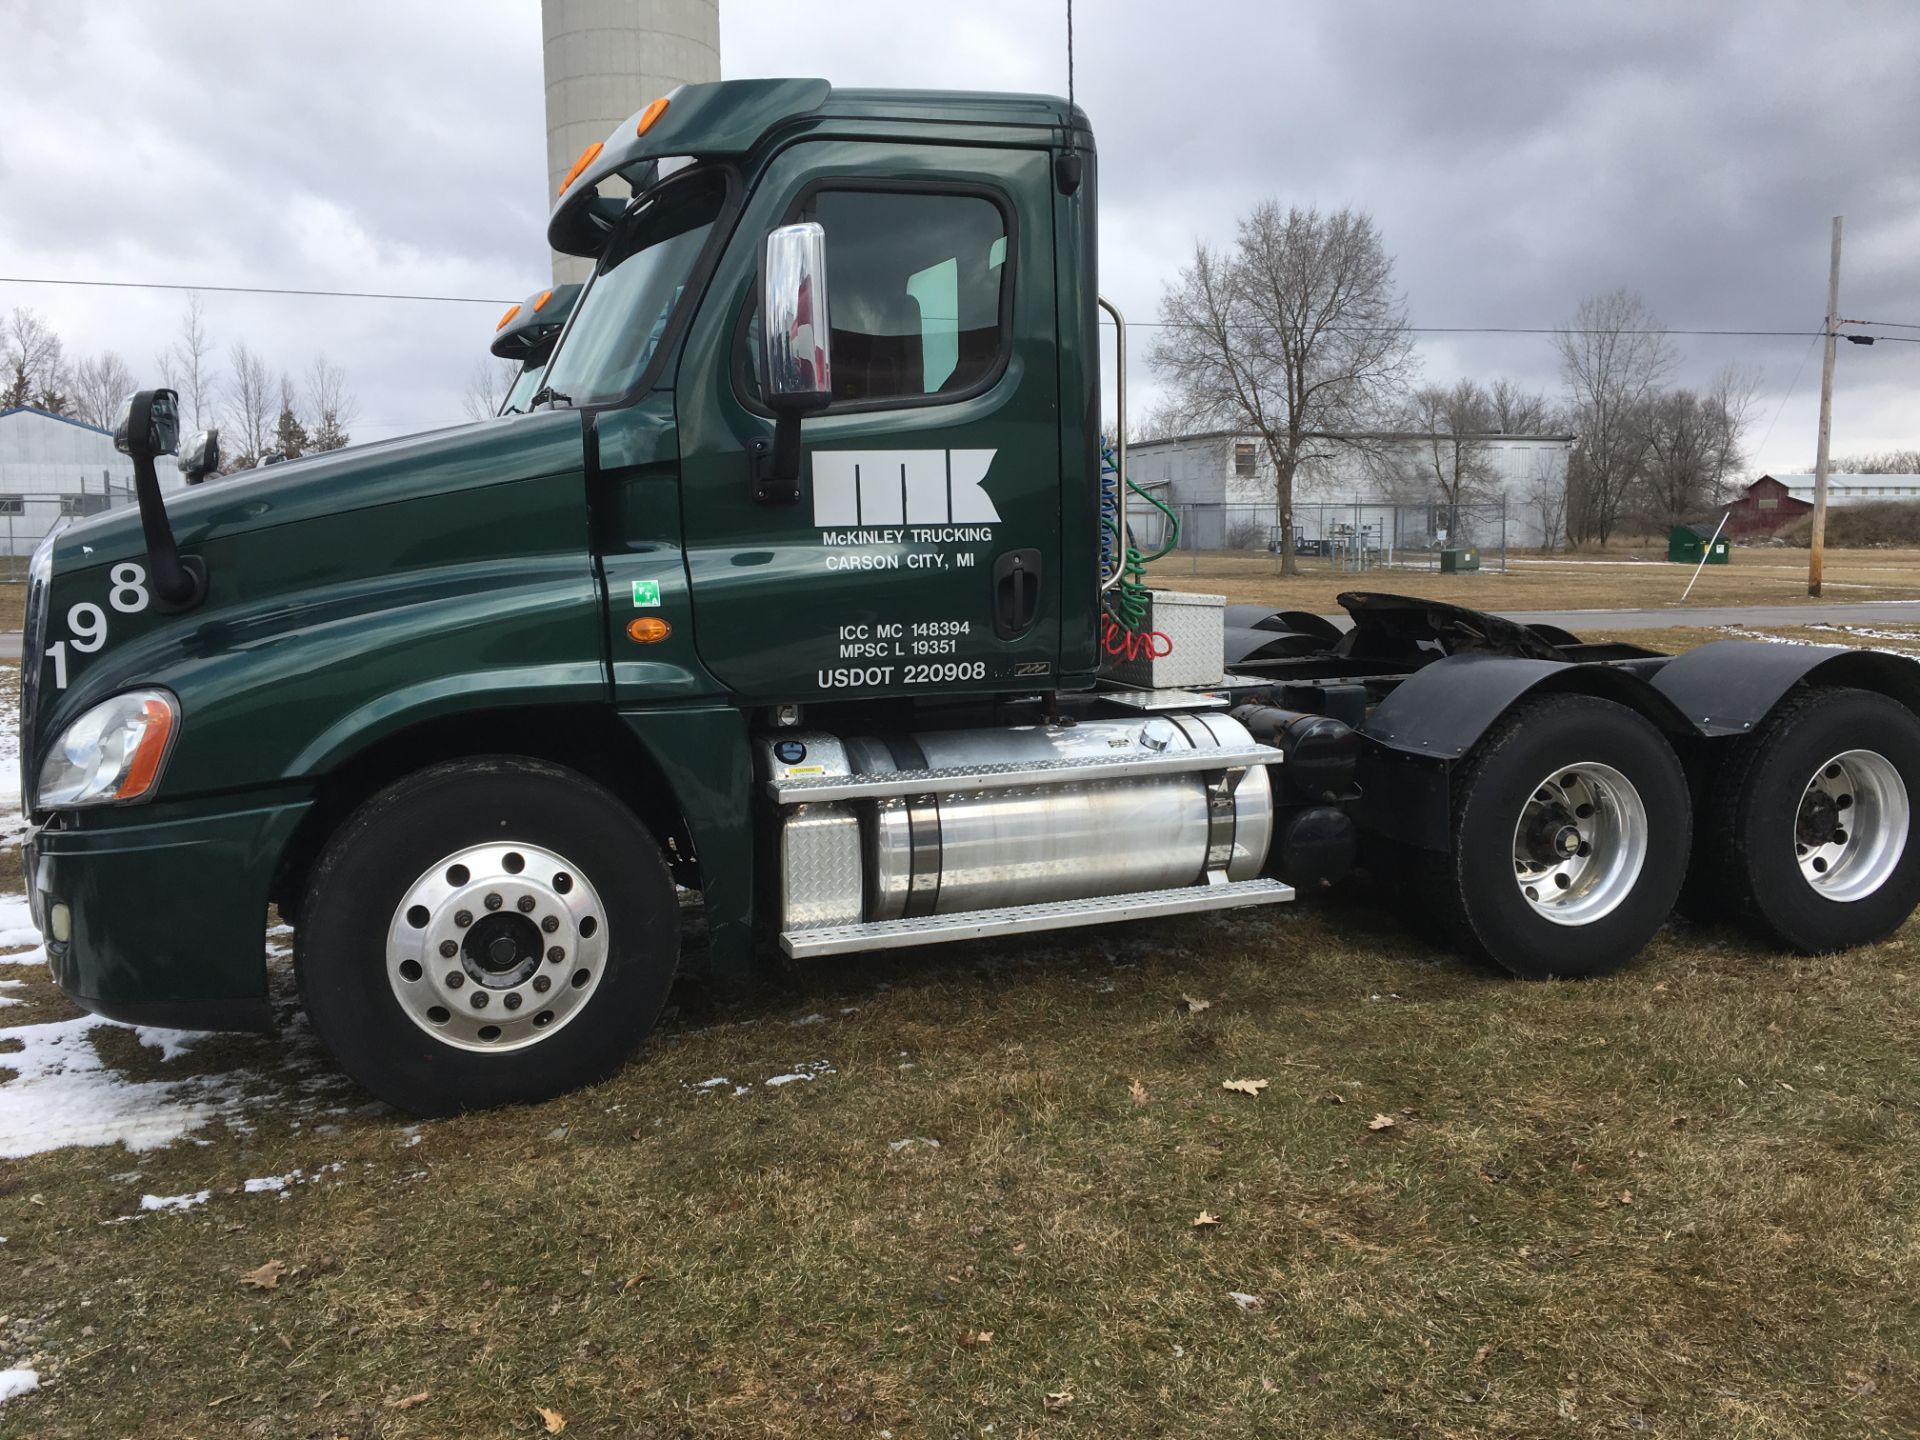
xmin=2 ymin=628 xmax=1919 ymax=1436
xmin=1165 ymin=545 xmax=1920 ymax=614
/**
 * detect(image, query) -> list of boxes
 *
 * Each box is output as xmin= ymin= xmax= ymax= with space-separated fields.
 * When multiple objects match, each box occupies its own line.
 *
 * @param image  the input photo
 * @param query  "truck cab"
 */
xmin=23 ymin=79 xmax=1920 ymax=1114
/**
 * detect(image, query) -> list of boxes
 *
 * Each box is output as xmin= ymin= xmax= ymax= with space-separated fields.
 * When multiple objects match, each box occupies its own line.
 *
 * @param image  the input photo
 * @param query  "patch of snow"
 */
xmin=132 ymin=1027 xmax=208 ymax=1062
xmin=765 ymin=1061 xmax=835 ymax=1087
xmin=0 ymin=944 xmax=45 ymax=968
xmin=0 ymin=979 xmax=22 ymax=1007
xmin=1228 ymin=1291 xmax=1264 ymax=1312
xmin=242 ymin=1176 xmax=287 ymax=1194
xmin=887 ymin=1137 xmax=940 ymax=1153
xmin=687 ymin=1076 xmax=731 ymax=1090
xmin=732 ymin=1085 xmax=750 ymax=1096
xmin=0 ymin=1015 xmax=248 ymax=1159
xmin=0 ymin=1368 xmax=39 ymax=1404
xmin=139 ymin=1188 xmax=211 ymax=1212
xmin=790 ymin=1012 xmax=826 ymax=1026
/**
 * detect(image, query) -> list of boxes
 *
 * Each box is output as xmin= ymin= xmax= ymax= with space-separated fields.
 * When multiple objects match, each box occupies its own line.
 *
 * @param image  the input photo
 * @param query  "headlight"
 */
xmin=36 ymin=690 xmax=179 ymax=809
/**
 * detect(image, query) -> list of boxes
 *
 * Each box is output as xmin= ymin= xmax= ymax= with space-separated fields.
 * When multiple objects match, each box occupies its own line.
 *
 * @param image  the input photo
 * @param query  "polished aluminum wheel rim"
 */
xmin=1795 ymin=749 xmax=1909 ymax=902
xmin=1511 ymin=761 xmax=1649 ymax=926
xmin=386 ymin=843 xmax=608 ymax=1052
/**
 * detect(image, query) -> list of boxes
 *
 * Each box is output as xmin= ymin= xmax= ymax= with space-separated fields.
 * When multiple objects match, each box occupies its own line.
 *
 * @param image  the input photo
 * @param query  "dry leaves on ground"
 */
xmin=1044 ymin=1390 xmax=1074 ymax=1411
xmin=239 ymin=1259 xmax=287 ymax=1291
xmin=1221 ymin=1078 xmax=1269 ymax=1096
xmin=389 ymin=1392 xmax=430 ymax=1410
xmin=1128 ymin=1078 xmax=1149 ymax=1106
xmin=1367 ymin=1113 xmax=1397 ymax=1132
xmin=959 ymin=1329 xmax=994 ymax=1348
xmin=1183 ymin=994 xmax=1212 ymax=1013
xmin=1192 ymin=1210 xmax=1220 ymax=1228
xmin=537 ymin=1405 xmax=567 ymax=1434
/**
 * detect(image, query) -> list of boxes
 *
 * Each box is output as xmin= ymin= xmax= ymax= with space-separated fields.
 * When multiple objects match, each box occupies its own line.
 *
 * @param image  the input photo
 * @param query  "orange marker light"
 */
xmin=531 ymin=288 xmax=555 ymax=312
xmin=635 ymin=97 xmax=670 ymax=137
xmin=116 ymin=697 xmax=176 ymax=801
xmin=558 ymin=140 xmax=604 ymax=197
xmin=626 ymin=616 xmax=672 ymax=645
xmin=495 ymin=303 xmax=521 ymax=332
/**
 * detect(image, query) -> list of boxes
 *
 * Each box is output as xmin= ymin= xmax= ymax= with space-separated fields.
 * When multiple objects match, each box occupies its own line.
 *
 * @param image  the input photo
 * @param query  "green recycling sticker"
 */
xmin=631 ymin=579 xmax=661 ymax=608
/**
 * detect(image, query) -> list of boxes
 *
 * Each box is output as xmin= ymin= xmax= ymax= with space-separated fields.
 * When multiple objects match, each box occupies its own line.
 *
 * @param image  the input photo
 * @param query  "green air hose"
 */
xmin=1101 ymin=436 xmax=1180 ymax=641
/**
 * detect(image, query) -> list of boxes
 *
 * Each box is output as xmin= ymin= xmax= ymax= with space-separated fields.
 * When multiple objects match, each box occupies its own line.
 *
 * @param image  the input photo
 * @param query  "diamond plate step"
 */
xmin=767 ymin=744 xmax=1282 ymax=804
xmin=779 ymin=877 xmax=1295 ymax=958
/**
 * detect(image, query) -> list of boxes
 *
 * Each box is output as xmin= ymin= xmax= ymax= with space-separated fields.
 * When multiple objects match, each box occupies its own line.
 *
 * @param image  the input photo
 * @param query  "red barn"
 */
xmin=1725 ymin=474 xmax=1813 ymax=536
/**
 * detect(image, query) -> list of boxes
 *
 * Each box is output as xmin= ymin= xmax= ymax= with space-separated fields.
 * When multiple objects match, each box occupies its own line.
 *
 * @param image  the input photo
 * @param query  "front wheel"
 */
xmin=1423 ymin=693 xmax=1690 ymax=978
xmin=1695 ymin=687 xmax=1920 ymax=953
xmin=297 ymin=758 xmax=680 ymax=1114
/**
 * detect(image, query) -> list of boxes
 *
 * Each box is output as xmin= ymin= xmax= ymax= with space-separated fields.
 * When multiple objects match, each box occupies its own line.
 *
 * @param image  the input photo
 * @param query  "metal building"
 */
xmin=0 ymin=406 xmax=154 ymax=574
xmin=542 ymin=0 xmax=721 ymax=285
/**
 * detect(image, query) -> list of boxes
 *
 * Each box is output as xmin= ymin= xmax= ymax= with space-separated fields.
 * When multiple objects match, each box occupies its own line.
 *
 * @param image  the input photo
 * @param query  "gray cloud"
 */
xmin=0 ymin=0 xmax=1911 ymax=468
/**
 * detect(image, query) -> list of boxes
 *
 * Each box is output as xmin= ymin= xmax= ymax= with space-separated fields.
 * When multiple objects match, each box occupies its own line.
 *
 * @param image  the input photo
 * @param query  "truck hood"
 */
xmin=50 ymin=409 xmax=589 ymax=572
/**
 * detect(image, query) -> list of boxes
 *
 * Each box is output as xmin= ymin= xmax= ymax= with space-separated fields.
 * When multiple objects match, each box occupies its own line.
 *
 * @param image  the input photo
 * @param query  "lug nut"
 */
xmin=471 ymin=992 xmax=489 ymax=1009
xmin=532 ymin=975 xmax=552 ymax=993
xmin=517 ymin=895 xmax=536 ymax=913
xmin=541 ymin=915 xmax=560 ymax=934
xmin=454 ymin=910 xmax=473 ymax=929
xmin=439 ymin=940 xmax=458 ymax=958
xmin=504 ymin=993 xmax=522 ymax=1011
xmin=546 ymin=946 xmax=565 ymax=964
xmin=446 ymin=972 xmax=465 ymax=989
xmin=484 ymin=893 xmax=503 ymax=911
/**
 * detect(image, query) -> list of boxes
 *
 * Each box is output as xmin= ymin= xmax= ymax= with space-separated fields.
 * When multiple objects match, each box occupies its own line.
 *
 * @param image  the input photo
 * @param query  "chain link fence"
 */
xmin=1135 ymin=498 xmax=1511 ymax=575
xmin=0 ymin=484 xmax=138 ymax=583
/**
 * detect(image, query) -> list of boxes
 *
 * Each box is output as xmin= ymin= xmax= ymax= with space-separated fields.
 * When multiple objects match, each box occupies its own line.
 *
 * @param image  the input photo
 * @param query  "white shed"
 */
xmin=0 ymin=405 xmax=152 ymax=559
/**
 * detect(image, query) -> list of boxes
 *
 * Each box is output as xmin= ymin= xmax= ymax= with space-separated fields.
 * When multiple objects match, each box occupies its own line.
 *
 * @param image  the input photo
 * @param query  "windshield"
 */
xmin=538 ymin=168 xmax=728 ymax=406
xmin=500 ymin=359 xmax=547 ymax=416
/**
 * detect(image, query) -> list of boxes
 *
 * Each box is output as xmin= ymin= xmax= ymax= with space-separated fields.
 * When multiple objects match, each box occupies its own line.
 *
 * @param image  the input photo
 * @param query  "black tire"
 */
xmin=1421 ymin=693 xmax=1690 ymax=978
xmin=297 ymin=757 xmax=680 ymax=1115
xmin=1694 ymin=686 xmax=1920 ymax=954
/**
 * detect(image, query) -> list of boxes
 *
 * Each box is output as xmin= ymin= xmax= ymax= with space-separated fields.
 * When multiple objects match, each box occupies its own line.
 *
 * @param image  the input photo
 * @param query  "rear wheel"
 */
xmin=1696 ymin=687 xmax=1920 ymax=953
xmin=1424 ymin=693 xmax=1690 ymax=978
xmin=298 ymin=757 xmax=680 ymax=1114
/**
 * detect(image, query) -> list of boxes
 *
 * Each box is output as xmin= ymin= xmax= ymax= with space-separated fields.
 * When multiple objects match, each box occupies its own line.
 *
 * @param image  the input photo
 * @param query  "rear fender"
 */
xmin=1353 ymin=654 xmax=1697 ymax=854
xmin=1649 ymin=638 xmax=1920 ymax=735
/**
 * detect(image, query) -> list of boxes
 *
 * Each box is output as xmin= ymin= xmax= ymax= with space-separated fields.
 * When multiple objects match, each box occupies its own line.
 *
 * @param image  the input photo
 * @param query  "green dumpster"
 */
xmin=1439 ymin=547 xmax=1480 ymax=574
xmin=1668 ymin=523 xmax=1730 ymax=564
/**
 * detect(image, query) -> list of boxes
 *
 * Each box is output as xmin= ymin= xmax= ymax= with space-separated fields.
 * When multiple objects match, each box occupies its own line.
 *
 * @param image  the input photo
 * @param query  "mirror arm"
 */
xmin=748 ymin=412 xmax=805 ymax=506
xmin=131 ymin=451 xmax=205 ymax=612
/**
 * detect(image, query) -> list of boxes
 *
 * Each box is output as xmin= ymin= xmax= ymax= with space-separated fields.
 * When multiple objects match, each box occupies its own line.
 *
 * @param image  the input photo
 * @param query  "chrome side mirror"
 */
xmin=114 ymin=389 xmax=180 ymax=459
xmin=760 ymin=221 xmax=833 ymax=412
xmin=178 ymin=428 xmax=220 ymax=485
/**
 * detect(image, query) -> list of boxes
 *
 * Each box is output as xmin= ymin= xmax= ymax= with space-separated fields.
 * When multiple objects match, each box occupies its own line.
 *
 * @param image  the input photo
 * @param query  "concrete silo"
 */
xmin=542 ymin=0 xmax=721 ymax=284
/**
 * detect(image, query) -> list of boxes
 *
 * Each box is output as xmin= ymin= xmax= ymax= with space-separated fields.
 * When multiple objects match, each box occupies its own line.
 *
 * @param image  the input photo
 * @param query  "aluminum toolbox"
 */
xmin=1103 ymin=589 xmax=1227 ymax=690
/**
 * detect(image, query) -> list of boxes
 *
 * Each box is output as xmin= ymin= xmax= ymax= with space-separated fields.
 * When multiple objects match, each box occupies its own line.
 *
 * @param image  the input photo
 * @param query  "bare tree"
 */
xmin=1828 ymin=448 xmax=1920 ymax=474
xmin=224 ymin=342 xmax=276 ymax=468
xmin=1402 ymin=379 xmax=1501 ymax=530
xmin=1523 ymin=454 xmax=1570 ymax=552
xmin=1639 ymin=364 xmax=1758 ymax=527
xmin=1554 ymin=290 xmax=1674 ymax=544
xmin=70 ymin=351 xmax=135 ymax=430
xmin=463 ymin=357 xmax=519 ymax=422
xmin=2 ymin=308 xmax=69 ymax=411
xmin=1151 ymin=203 xmax=1416 ymax=573
xmin=1487 ymin=378 xmax=1558 ymax=436
xmin=153 ymin=294 xmax=220 ymax=430
xmin=305 ymin=354 xmax=357 ymax=452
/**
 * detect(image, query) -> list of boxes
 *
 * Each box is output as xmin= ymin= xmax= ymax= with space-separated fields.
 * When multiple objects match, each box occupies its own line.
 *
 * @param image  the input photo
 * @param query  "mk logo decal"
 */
xmin=811 ymin=449 xmax=1000 ymax=528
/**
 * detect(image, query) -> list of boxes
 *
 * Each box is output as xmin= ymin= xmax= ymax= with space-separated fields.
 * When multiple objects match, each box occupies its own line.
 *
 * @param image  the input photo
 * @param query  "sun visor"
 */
xmin=548 ymin=78 xmax=831 ymax=257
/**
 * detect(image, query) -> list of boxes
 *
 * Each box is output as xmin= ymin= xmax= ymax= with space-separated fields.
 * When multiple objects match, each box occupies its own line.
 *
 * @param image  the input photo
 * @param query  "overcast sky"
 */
xmin=1 ymin=0 xmax=1913 ymax=472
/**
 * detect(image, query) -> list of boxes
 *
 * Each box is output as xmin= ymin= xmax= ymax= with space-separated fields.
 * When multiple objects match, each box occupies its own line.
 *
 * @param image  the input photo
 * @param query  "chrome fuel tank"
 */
xmin=845 ymin=714 xmax=1272 ymax=921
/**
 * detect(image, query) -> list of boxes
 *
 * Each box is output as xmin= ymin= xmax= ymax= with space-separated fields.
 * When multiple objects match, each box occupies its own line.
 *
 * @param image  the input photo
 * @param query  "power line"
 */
xmin=0 ymin=275 xmax=511 ymax=305
xmin=4 ymin=273 xmax=1916 ymax=343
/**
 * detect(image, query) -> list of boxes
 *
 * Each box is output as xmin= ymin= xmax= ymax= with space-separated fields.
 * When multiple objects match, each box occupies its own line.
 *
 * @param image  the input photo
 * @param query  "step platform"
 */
xmin=779 ymin=877 xmax=1295 ymax=958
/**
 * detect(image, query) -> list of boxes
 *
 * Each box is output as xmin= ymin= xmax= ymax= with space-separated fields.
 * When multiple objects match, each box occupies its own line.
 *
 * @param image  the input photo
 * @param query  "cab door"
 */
xmin=671 ymin=141 xmax=1061 ymax=703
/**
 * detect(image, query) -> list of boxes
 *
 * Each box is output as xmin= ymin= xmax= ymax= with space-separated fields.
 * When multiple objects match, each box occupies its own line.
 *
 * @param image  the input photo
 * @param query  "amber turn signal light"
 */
xmin=495 ymin=304 xmax=520 ymax=332
xmin=635 ymin=97 xmax=670 ymax=137
xmin=532 ymin=288 xmax=555 ymax=312
xmin=626 ymin=617 xmax=672 ymax=644
xmin=558 ymin=140 xmax=604 ymax=197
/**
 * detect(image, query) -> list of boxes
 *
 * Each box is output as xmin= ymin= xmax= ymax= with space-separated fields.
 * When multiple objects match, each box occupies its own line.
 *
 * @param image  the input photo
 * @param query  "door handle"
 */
xmin=991 ymin=548 xmax=1041 ymax=639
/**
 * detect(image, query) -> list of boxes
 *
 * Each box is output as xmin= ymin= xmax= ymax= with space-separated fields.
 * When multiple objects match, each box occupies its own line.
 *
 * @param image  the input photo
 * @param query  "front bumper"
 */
xmin=28 ymin=795 xmax=313 ymax=1032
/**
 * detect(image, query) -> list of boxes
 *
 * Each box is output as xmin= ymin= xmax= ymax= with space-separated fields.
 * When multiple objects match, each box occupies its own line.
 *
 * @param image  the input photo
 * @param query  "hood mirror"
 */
xmin=178 ymin=428 xmax=220 ymax=485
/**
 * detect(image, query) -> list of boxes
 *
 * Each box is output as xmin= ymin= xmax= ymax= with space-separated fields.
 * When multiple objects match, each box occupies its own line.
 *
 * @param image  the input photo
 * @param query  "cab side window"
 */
xmin=745 ymin=187 xmax=1010 ymax=409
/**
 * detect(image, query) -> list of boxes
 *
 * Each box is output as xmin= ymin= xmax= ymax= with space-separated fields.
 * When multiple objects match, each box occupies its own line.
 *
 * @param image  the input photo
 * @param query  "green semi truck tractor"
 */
xmin=492 ymin=283 xmax=583 ymax=417
xmin=23 ymin=80 xmax=1920 ymax=1114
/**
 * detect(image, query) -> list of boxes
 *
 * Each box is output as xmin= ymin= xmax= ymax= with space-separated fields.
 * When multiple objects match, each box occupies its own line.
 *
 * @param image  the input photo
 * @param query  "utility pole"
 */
xmin=1809 ymin=215 xmax=1843 ymax=597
